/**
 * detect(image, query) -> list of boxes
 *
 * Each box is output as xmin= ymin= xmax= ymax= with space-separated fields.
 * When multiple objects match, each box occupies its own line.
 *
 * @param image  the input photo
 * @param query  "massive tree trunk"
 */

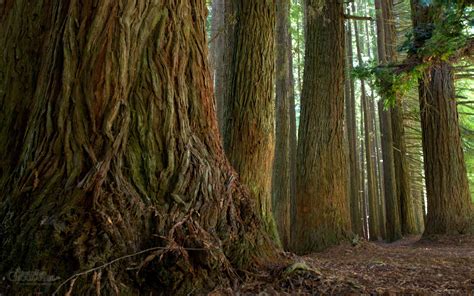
xmin=273 ymin=0 xmax=292 ymax=249
xmin=410 ymin=1 xmax=473 ymax=235
xmin=344 ymin=14 xmax=364 ymax=238
xmin=222 ymin=1 xmax=279 ymax=242
xmin=292 ymin=0 xmax=351 ymax=253
xmin=419 ymin=62 xmax=473 ymax=235
xmin=0 ymin=1 xmax=277 ymax=294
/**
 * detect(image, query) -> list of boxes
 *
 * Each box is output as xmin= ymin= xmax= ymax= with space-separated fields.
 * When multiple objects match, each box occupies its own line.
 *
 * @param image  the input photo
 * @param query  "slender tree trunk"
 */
xmin=345 ymin=13 xmax=364 ymax=238
xmin=210 ymin=0 xmax=220 ymax=80
xmin=292 ymin=0 xmax=351 ymax=253
xmin=0 ymin=1 xmax=277 ymax=294
xmin=410 ymin=1 xmax=473 ymax=235
xmin=378 ymin=101 xmax=403 ymax=242
xmin=365 ymin=16 xmax=387 ymax=240
xmin=289 ymin=34 xmax=298 ymax=246
xmin=374 ymin=94 xmax=388 ymax=240
xmin=273 ymin=0 xmax=292 ymax=249
xmin=391 ymin=102 xmax=418 ymax=234
xmin=383 ymin=0 xmax=418 ymax=235
xmin=223 ymin=1 xmax=279 ymax=242
xmin=352 ymin=6 xmax=380 ymax=241
xmin=376 ymin=0 xmax=402 ymax=242
xmin=360 ymin=107 xmax=369 ymax=239
xmin=212 ymin=0 xmax=235 ymax=133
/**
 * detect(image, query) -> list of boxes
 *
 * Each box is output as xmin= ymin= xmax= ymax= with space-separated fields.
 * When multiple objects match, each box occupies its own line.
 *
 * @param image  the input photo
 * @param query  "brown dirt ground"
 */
xmin=216 ymin=235 xmax=474 ymax=295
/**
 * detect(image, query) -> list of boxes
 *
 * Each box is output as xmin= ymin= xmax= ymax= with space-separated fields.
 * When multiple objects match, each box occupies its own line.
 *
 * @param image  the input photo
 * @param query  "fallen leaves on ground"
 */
xmin=214 ymin=235 xmax=474 ymax=295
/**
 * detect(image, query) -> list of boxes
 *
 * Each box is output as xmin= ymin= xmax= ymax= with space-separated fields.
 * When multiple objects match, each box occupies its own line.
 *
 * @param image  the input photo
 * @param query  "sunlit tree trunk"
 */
xmin=0 ymin=1 xmax=277 ymax=294
xmin=344 ymin=13 xmax=364 ymax=238
xmin=289 ymin=30 xmax=298 ymax=245
xmin=352 ymin=5 xmax=380 ymax=241
xmin=376 ymin=0 xmax=402 ymax=242
xmin=382 ymin=0 xmax=418 ymax=236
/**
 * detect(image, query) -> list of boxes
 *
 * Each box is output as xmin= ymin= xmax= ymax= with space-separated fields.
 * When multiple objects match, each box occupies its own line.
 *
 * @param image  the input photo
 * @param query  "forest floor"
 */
xmin=223 ymin=235 xmax=474 ymax=295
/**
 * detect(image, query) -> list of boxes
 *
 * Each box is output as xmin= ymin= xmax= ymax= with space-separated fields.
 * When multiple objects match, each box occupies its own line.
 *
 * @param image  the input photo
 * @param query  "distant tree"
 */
xmin=292 ymin=0 xmax=351 ymax=253
xmin=376 ymin=0 xmax=402 ymax=242
xmin=344 ymin=10 xmax=364 ymax=238
xmin=352 ymin=3 xmax=381 ymax=241
xmin=383 ymin=0 xmax=419 ymax=235
xmin=273 ymin=0 xmax=293 ymax=249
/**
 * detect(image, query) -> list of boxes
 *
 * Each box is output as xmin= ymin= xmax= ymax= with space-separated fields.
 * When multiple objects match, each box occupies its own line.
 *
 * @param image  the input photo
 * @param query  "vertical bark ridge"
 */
xmin=292 ymin=0 xmax=351 ymax=253
xmin=222 ymin=1 xmax=280 ymax=242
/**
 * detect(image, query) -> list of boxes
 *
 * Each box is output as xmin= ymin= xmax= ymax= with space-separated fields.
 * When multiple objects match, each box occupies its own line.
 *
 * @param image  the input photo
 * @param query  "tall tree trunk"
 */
xmin=352 ymin=5 xmax=380 ymax=241
xmin=391 ymin=102 xmax=418 ymax=234
xmin=378 ymin=101 xmax=403 ymax=242
xmin=0 ymin=1 xmax=277 ymax=294
xmin=365 ymin=16 xmax=387 ymax=240
xmin=289 ymin=30 xmax=298 ymax=245
xmin=212 ymin=0 xmax=235 ymax=133
xmin=295 ymin=0 xmax=304 ymax=96
xmin=383 ymin=0 xmax=418 ymax=236
xmin=292 ymin=0 xmax=351 ymax=253
xmin=374 ymin=93 xmax=388 ymax=240
xmin=344 ymin=13 xmax=364 ymax=238
xmin=419 ymin=62 xmax=473 ymax=234
xmin=273 ymin=0 xmax=292 ymax=249
xmin=360 ymin=107 xmax=369 ymax=239
xmin=376 ymin=0 xmax=402 ymax=242
xmin=410 ymin=1 xmax=473 ymax=235
xmin=222 ymin=1 xmax=279 ymax=242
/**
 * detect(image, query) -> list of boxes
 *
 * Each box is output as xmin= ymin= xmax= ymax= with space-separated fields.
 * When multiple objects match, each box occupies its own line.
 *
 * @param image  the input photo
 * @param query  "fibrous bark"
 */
xmin=410 ymin=1 xmax=473 ymax=235
xmin=211 ymin=0 xmax=235 ymax=133
xmin=292 ymin=0 xmax=351 ymax=253
xmin=378 ymin=101 xmax=403 ymax=242
xmin=273 ymin=0 xmax=293 ymax=249
xmin=383 ymin=0 xmax=418 ymax=236
xmin=376 ymin=0 xmax=402 ymax=242
xmin=0 ymin=1 xmax=277 ymax=294
xmin=352 ymin=4 xmax=380 ymax=241
xmin=419 ymin=61 xmax=473 ymax=235
xmin=222 ymin=0 xmax=279 ymax=242
xmin=344 ymin=12 xmax=364 ymax=238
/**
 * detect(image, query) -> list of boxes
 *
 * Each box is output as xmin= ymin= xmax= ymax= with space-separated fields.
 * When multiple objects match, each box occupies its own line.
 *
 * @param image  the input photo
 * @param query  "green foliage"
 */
xmin=400 ymin=2 xmax=473 ymax=60
xmin=353 ymin=1 xmax=472 ymax=108
xmin=352 ymin=62 xmax=426 ymax=107
xmin=456 ymin=76 xmax=474 ymax=202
